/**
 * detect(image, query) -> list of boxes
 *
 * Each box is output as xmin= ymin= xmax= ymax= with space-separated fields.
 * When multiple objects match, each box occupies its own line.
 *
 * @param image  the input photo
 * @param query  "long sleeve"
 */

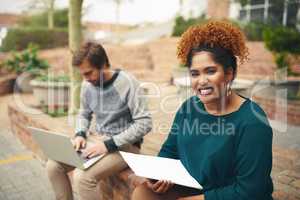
xmin=157 ymin=106 xmax=184 ymax=159
xmin=75 ymin=82 xmax=93 ymax=135
xmin=204 ymin=123 xmax=273 ymax=200
xmin=111 ymin=78 xmax=152 ymax=147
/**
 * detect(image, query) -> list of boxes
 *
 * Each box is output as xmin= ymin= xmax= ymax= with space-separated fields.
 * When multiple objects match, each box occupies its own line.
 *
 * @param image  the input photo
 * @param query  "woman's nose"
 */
xmin=197 ymin=75 xmax=209 ymax=85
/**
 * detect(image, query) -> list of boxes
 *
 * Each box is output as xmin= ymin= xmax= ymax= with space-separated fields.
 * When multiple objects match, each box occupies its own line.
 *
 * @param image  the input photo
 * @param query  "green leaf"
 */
xmin=3 ymin=45 xmax=49 ymax=75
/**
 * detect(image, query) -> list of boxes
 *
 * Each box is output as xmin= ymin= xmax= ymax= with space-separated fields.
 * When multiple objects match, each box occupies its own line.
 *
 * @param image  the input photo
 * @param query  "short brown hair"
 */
xmin=72 ymin=42 xmax=110 ymax=69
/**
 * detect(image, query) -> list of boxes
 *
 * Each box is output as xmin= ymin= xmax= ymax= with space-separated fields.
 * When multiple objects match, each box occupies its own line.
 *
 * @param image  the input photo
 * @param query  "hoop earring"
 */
xmin=226 ymin=82 xmax=232 ymax=97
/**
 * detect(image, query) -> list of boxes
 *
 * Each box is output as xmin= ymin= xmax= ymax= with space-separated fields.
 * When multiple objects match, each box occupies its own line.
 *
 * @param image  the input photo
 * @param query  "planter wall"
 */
xmin=15 ymin=72 xmax=35 ymax=93
xmin=30 ymin=80 xmax=70 ymax=110
xmin=251 ymin=80 xmax=300 ymax=100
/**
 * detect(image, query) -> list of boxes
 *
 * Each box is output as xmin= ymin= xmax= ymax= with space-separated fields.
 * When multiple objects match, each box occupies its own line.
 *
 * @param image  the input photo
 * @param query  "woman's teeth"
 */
xmin=199 ymin=87 xmax=213 ymax=95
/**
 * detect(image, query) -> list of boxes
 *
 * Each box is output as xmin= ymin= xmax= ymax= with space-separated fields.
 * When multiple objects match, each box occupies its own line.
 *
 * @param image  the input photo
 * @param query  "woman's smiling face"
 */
xmin=189 ymin=51 xmax=233 ymax=104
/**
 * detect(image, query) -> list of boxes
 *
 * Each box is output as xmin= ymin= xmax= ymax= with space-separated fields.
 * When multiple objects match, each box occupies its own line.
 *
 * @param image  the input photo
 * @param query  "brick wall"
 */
xmin=0 ymin=60 xmax=16 ymax=96
xmin=7 ymin=101 xmax=145 ymax=200
xmin=0 ymin=74 xmax=16 ymax=96
xmin=8 ymin=102 xmax=51 ymax=161
xmin=37 ymin=44 xmax=154 ymax=82
xmin=0 ymin=13 xmax=21 ymax=26
xmin=147 ymin=37 xmax=180 ymax=83
xmin=253 ymin=95 xmax=300 ymax=125
xmin=1 ymin=39 xmax=278 ymax=84
xmin=145 ymin=39 xmax=277 ymax=82
xmin=142 ymin=39 xmax=277 ymax=82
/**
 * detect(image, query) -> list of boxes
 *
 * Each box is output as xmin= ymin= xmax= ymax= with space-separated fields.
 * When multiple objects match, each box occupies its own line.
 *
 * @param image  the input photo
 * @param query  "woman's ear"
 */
xmin=225 ymin=67 xmax=234 ymax=83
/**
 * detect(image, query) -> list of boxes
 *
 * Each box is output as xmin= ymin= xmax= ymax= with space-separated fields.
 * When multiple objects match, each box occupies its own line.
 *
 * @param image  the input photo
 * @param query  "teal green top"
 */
xmin=158 ymin=96 xmax=273 ymax=200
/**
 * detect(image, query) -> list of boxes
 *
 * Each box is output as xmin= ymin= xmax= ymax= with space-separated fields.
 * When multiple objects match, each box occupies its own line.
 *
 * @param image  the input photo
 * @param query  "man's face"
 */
xmin=78 ymin=60 xmax=101 ymax=85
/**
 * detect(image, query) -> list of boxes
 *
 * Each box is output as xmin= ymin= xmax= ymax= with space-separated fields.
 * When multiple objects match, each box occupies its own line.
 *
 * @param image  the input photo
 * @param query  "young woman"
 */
xmin=132 ymin=21 xmax=273 ymax=200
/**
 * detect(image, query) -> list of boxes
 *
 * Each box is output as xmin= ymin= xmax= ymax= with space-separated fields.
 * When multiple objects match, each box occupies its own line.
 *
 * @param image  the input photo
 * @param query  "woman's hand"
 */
xmin=145 ymin=179 xmax=174 ymax=194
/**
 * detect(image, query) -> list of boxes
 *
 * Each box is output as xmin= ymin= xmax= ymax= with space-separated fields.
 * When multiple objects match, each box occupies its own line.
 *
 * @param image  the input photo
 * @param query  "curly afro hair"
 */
xmin=177 ymin=20 xmax=249 ymax=67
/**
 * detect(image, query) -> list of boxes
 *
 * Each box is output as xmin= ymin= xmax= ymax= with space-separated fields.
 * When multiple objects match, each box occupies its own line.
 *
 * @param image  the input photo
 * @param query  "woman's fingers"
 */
xmin=165 ymin=181 xmax=174 ymax=192
xmin=146 ymin=180 xmax=154 ymax=189
xmin=152 ymin=180 xmax=164 ymax=191
xmin=155 ymin=180 xmax=168 ymax=193
xmin=152 ymin=180 xmax=173 ymax=193
xmin=145 ymin=179 xmax=173 ymax=194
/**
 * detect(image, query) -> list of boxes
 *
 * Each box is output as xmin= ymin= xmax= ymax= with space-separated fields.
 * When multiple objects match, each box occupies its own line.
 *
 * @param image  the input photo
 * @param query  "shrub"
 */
xmin=42 ymin=106 xmax=68 ymax=117
xmin=172 ymin=16 xmax=243 ymax=38
xmin=4 ymin=44 xmax=49 ymax=75
xmin=36 ymin=74 xmax=70 ymax=82
xmin=172 ymin=15 xmax=206 ymax=37
xmin=241 ymin=21 xmax=272 ymax=41
xmin=18 ymin=9 xmax=68 ymax=28
xmin=0 ymin=27 xmax=68 ymax=52
xmin=275 ymin=53 xmax=289 ymax=69
xmin=263 ymin=26 xmax=300 ymax=75
xmin=263 ymin=26 xmax=300 ymax=54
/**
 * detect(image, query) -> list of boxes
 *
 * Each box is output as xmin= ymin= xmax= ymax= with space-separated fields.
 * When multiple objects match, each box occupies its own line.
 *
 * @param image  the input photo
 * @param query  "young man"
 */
xmin=46 ymin=42 xmax=152 ymax=200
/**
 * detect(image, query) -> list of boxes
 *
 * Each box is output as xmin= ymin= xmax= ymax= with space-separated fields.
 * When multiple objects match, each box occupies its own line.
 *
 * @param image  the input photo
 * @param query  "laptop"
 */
xmin=28 ymin=127 xmax=105 ymax=170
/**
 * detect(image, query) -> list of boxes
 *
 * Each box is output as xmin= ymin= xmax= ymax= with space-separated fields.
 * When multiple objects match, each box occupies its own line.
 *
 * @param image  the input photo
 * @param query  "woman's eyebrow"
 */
xmin=205 ymin=66 xmax=217 ymax=69
xmin=83 ymin=70 xmax=92 ymax=75
xmin=189 ymin=69 xmax=199 ymax=73
xmin=190 ymin=65 xmax=217 ymax=71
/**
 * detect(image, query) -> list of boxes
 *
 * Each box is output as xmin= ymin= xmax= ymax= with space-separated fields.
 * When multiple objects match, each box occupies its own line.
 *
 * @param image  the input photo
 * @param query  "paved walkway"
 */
xmin=0 ymin=128 xmax=55 ymax=200
xmin=0 ymin=95 xmax=58 ymax=200
xmin=270 ymin=120 xmax=300 ymax=200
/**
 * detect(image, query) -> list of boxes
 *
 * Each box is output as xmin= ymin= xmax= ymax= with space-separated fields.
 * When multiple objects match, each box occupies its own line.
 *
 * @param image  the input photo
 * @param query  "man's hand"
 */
xmin=72 ymin=136 xmax=86 ymax=151
xmin=145 ymin=179 xmax=174 ymax=194
xmin=82 ymin=141 xmax=108 ymax=158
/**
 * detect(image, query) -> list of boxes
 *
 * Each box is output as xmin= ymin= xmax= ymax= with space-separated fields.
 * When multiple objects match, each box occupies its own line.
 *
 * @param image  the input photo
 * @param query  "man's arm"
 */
xmin=75 ymin=81 xmax=93 ymax=139
xmin=104 ymin=77 xmax=152 ymax=152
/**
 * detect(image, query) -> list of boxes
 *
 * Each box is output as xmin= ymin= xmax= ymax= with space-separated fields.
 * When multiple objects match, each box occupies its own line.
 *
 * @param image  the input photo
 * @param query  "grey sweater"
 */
xmin=75 ymin=69 xmax=152 ymax=151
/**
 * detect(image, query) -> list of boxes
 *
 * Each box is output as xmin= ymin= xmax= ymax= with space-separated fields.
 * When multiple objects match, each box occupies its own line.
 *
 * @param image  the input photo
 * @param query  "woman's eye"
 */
xmin=207 ymin=69 xmax=216 ymax=74
xmin=190 ymin=72 xmax=199 ymax=77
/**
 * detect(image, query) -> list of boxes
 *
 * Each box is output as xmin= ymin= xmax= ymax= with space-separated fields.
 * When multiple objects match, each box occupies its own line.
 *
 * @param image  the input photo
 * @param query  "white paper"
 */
xmin=120 ymin=151 xmax=202 ymax=189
